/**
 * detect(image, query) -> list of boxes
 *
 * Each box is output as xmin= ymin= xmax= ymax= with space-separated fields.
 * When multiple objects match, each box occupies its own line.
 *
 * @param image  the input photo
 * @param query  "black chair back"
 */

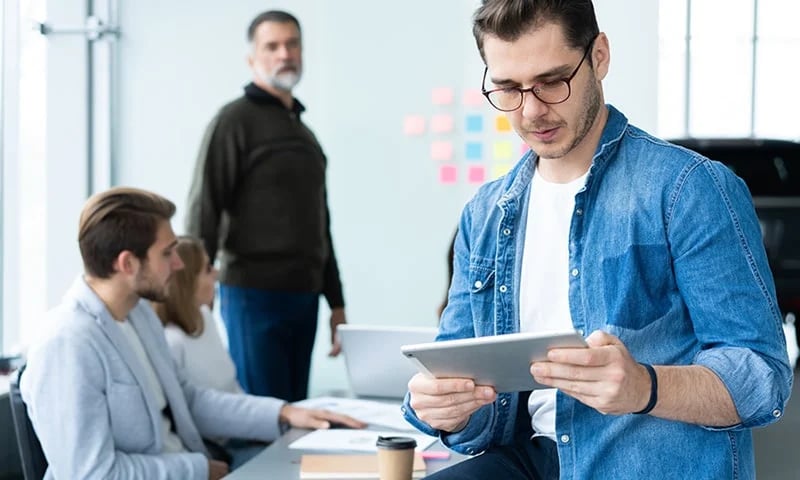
xmin=8 ymin=365 xmax=48 ymax=480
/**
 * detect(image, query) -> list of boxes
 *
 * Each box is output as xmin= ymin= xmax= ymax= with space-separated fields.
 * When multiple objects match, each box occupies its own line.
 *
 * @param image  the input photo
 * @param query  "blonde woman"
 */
xmin=152 ymin=236 xmax=364 ymax=468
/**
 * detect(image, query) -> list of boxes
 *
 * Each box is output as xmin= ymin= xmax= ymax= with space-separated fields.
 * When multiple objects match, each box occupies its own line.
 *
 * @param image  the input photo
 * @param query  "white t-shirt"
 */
xmin=164 ymin=305 xmax=243 ymax=394
xmin=117 ymin=319 xmax=185 ymax=453
xmin=519 ymin=167 xmax=588 ymax=441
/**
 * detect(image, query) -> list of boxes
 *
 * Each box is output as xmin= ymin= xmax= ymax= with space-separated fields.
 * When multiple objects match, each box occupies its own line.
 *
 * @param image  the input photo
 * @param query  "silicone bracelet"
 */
xmin=632 ymin=363 xmax=658 ymax=415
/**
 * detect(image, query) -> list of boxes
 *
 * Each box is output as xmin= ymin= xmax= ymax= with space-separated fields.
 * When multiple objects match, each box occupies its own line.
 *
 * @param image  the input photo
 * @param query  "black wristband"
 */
xmin=632 ymin=363 xmax=658 ymax=415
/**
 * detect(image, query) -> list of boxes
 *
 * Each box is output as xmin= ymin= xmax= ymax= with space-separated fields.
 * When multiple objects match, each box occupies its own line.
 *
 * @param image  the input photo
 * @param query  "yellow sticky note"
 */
xmin=495 ymin=115 xmax=512 ymax=132
xmin=492 ymin=164 xmax=512 ymax=180
xmin=493 ymin=141 xmax=513 ymax=160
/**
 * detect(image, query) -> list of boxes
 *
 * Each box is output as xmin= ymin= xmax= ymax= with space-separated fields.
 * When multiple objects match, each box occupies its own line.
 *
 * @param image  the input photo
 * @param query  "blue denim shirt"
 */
xmin=402 ymin=105 xmax=792 ymax=479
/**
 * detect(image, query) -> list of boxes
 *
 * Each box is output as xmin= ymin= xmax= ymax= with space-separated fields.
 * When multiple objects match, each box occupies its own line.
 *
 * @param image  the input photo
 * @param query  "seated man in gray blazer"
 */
xmin=21 ymin=187 xmax=364 ymax=480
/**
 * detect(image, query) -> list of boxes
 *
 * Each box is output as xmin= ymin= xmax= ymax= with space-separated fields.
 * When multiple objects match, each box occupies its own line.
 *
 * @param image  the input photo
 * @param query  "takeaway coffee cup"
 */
xmin=376 ymin=435 xmax=417 ymax=480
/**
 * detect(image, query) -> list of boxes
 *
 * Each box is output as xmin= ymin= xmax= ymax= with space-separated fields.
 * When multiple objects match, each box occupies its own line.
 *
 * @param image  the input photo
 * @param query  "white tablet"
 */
xmin=400 ymin=330 xmax=587 ymax=393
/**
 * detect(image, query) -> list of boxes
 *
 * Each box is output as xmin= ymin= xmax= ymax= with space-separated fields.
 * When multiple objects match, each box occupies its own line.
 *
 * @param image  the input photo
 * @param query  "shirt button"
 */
xmin=467 ymin=448 xmax=475 ymax=455
xmin=499 ymin=285 xmax=508 ymax=293
xmin=576 ymin=208 xmax=583 ymax=216
xmin=578 ymin=329 xmax=584 ymax=336
xmin=773 ymin=409 xmax=782 ymax=418
xmin=500 ymin=398 xmax=508 ymax=406
xmin=401 ymin=406 xmax=406 ymax=413
xmin=571 ymin=269 xmax=579 ymax=277
xmin=560 ymin=434 xmax=570 ymax=444
xmin=503 ymin=228 xmax=512 ymax=235
xmin=474 ymin=280 xmax=483 ymax=289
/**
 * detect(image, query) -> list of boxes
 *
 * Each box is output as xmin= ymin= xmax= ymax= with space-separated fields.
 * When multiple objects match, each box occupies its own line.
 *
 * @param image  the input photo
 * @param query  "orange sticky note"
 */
xmin=431 ymin=114 xmax=454 ymax=133
xmin=431 ymin=141 xmax=454 ymax=161
xmin=432 ymin=87 xmax=454 ymax=106
xmin=467 ymin=165 xmax=486 ymax=184
xmin=463 ymin=89 xmax=484 ymax=107
xmin=495 ymin=115 xmax=512 ymax=132
xmin=439 ymin=164 xmax=458 ymax=184
xmin=403 ymin=115 xmax=426 ymax=136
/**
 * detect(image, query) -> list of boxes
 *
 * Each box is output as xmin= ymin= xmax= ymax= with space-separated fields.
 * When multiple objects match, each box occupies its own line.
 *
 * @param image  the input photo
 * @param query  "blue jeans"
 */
xmin=426 ymin=436 xmax=558 ymax=480
xmin=220 ymin=285 xmax=319 ymax=401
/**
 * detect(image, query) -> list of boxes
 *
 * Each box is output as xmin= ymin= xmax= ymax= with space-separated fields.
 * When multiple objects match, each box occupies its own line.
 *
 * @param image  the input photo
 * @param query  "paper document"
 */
xmin=293 ymin=396 xmax=414 ymax=431
xmin=289 ymin=429 xmax=437 ymax=453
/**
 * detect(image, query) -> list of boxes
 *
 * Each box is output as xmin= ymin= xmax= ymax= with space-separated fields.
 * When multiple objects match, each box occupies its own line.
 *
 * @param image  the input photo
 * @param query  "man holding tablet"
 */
xmin=402 ymin=1 xmax=791 ymax=479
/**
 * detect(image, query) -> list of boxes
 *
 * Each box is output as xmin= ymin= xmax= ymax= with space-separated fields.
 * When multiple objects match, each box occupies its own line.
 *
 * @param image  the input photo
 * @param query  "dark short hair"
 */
xmin=473 ymin=0 xmax=599 ymax=61
xmin=78 ymin=187 xmax=176 ymax=278
xmin=247 ymin=10 xmax=301 ymax=42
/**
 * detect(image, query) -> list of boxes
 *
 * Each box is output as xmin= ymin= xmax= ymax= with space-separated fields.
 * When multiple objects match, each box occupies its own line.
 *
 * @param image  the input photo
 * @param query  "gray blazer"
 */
xmin=21 ymin=276 xmax=286 ymax=479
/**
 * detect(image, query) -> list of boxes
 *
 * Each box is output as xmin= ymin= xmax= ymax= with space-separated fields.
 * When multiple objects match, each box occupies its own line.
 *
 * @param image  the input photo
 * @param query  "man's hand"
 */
xmin=407 ymin=373 xmax=496 ymax=433
xmin=279 ymin=404 xmax=367 ymax=430
xmin=328 ymin=307 xmax=346 ymax=357
xmin=208 ymin=459 xmax=229 ymax=480
xmin=530 ymin=330 xmax=651 ymax=415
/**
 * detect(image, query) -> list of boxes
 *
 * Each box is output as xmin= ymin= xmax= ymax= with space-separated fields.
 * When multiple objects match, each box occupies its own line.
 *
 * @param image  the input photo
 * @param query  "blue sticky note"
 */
xmin=465 ymin=115 xmax=484 ymax=133
xmin=465 ymin=142 xmax=483 ymax=161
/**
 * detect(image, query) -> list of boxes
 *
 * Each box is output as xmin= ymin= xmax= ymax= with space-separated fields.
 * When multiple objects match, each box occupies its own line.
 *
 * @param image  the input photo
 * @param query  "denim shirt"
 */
xmin=402 ymin=105 xmax=792 ymax=479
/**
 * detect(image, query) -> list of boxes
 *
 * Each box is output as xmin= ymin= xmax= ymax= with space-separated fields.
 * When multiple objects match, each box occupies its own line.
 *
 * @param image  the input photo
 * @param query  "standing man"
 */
xmin=403 ymin=1 xmax=792 ymax=479
xmin=20 ymin=187 xmax=364 ymax=479
xmin=186 ymin=10 xmax=346 ymax=402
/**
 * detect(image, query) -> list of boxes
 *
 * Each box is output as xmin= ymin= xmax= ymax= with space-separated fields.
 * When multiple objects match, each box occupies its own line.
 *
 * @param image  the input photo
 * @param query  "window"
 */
xmin=658 ymin=0 xmax=800 ymax=140
xmin=1 ymin=0 xmax=48 ymax=354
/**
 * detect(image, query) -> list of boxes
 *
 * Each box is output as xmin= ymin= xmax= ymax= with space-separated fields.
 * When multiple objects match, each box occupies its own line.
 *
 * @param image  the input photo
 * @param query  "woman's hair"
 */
xmin=152 ymin=235 xmax=207 ymax=336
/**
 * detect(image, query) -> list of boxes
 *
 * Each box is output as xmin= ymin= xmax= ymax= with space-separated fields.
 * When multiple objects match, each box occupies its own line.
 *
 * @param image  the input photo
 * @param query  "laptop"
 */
xmin=338 ymin=324 xmax=438 ymax=399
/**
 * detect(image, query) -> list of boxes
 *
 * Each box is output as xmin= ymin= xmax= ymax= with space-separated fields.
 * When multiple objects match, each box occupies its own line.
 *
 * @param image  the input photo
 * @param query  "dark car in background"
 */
xmin=670 ymin=138 xmax=800 ymax=351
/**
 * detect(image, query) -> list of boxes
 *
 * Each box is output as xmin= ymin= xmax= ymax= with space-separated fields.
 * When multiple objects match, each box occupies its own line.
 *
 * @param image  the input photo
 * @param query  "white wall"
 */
xmin=114 ymin=0 xmax=658 ymax=395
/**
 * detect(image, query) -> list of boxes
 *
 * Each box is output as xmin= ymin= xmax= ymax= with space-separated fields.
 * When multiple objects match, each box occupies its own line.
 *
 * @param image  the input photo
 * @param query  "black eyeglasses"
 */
xmin=481 ymin=37 xmax=597 ymax=112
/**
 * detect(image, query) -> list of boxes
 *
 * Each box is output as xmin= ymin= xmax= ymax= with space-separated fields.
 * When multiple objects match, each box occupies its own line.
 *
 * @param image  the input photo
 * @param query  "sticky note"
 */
xmin=439 ymin=164 xmax=458 ymax=184
xmin=495 ymin=115 xmax=512 ymax=132
xmin=492 ymin=164 xmax=512 ymax=179
xmin=432 ymin=87 xmax=454 ymax=106
xmin=465 ymin=142 xmax=483 ymax=161
xmin=431 ymin=114 xmax=454 ymax=133
xmin=431 ymin=141 xmax=454 ymax=161
xmin=403 ymin=115 xmax=426 ymax=136
xmin=465 ymin=115 xmax=484 ymax=133
xmin=467 ymin=166 xmax=486 ymax=184
xmin=463 ymin=89 xmax=484 ymax=107
xmin=493 ymin=141 xmax=513 ymax=160
xmin=520 ymin=143 xmax=531 ymax=155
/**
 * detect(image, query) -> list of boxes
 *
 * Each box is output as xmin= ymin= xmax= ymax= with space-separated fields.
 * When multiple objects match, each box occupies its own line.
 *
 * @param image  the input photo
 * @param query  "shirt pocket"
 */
xmin=469 ymin=259 xmax=496 ymax=334
xmin=107 ymin=382 xmax=156 ymax=453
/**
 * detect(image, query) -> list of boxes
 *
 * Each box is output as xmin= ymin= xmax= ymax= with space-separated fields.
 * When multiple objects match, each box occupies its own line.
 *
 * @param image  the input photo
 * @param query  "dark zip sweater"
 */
xmin=186 ymin=83 xmax=344 ymax=308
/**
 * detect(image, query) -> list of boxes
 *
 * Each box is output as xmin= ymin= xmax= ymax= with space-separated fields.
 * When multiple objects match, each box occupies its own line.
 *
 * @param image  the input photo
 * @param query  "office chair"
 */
xmin=9 ymin=364 xmax=48 ymax=480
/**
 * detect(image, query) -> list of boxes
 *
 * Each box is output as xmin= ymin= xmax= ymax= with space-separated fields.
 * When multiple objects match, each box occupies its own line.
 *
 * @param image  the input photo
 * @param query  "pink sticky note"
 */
xmin=430 ymin=141 xmax=454 ymax=161
xmin=432 ymin=87 xmax=454 ymax=106
xmin=463 ymin=89 xmax=484 ymax=107
xmin=520 ymin=143 xmax=530 ymax=155
xmin=403 ymin=115 xmax=426 ymax=136
xmin=431 ymin=114 xmax=454 ymax=133
xmin=439 ymin=164 xmax=457 ymax=184
xmin=467 ymin=165 xmax=486 ymax=184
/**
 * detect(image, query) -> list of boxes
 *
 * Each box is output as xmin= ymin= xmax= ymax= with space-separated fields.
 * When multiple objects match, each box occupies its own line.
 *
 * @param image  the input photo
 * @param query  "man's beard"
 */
xmin=134 ymin=273 xmax=168 ymax=302
xmin=258 ymin=65 xmax=302 ymax=92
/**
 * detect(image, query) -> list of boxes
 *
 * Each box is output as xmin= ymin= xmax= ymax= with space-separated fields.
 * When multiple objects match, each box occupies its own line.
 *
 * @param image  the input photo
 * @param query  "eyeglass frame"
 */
xmin=481 ymin=36 xmax=597 ymax=112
